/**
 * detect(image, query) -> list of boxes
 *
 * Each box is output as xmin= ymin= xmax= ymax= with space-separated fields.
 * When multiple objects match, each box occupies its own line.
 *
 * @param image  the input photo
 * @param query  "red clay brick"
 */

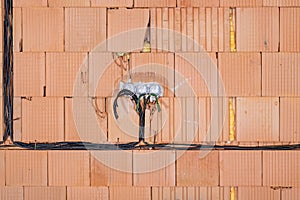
xmin=23 ymin=8 xmax=64 ymax=51
xmin=107 ymin=97 xmax=140 ymax=143
xmin=14 ymin=53 xmax=45 ymax=97
xmin=13 ymin=8 xmax=22 ymax=52
xmin=177 ymin=151 xmax=219 ymax=186
xmin=219 ymin=8 xmax=231 ymax=52
xmin=65 ymin=8 xmax=106 ymax=52
xmin=0 ymin=98 xmax=3 ymax=141
xmin=0 ymin=8 xmax=2 ymax=52
xmin=24 ymin=187 xmax=66 ymax=200
xmin=177 ymin=0 xmax=219 ymax=7
xmin=21 ymin=97 xmax=64 ymax=142
xmin=91 ymin=0 xmax=133 ymax=7
xmin=280 ymin=8 xmax=300 ymax=52
xmin=91 ymin=151 xmax=132 ymax=186
xmin=131 ymin=53 xmax=175 ymax=97
xmin=175 ymin=53 xmax=217 ymax=97
xmin=220 ymin=0 xmax=263 ymax=7
xmin=110 ymin=187 xmax=151 ymax=200
xmin=48 ymin=0 xmax=90 ymax=7
xmin=0 ymin=152 xmax=4 ymax=186
xmin=133 ymin=151 xmax=175 ymax=186
xmin=262 ymin=53 xmax=300 ymax=96
xmin=108 ymin=8 xmax=149 ymax=52
xmin=152 ymin=187 xmax=225 ymax=200
xmin=151 ymin=8 xmax=225 ymax=52
xmin=219 ymin=53 xmax=261 ymax=97
xmin=6 ymin=151 xmax=47 ymax=186
xmin=174 ymin=98 xmax=228 ymax=143
xmin=263 ymin=0 xmax=300 ymax=6
xmin=0 ymin=54 xmax=2 ymax=99
xmin=238 ymin=187 xmax=280 ymax=200
xmin=220 ymin=151 xmax=262 ymax=186
xmin=280 ymin=98 xmax=300 ymax=142
xmin=174 ymin=98 xmax=207 ymax=142
xmin=145 ymin=98 xmax=174 ymax=143
xmin=0 ymin=187 xmax=23 ymax=200
xmin=236 ymin=98 xmax=279 ymax=142
xmin=46 ymin=53 xmax=88 ymax=97
xmin=13 ymin=0 xmax=47 ymax=7
xmin=282 ymin=188 xmax=300 ymax=200
xmin=88 ymin=52 xmax=122 ymax=97
xmin=65 ymin=98 xmax=107 ymax=142
xmin=263 ymin=151 xmax=300 ymax=187
xmin=236 ymin=8 xmax=279 ymax=52
xmin=67 ymin=187 xmax=109 ymax=200
xmin=13 ymin=98 xmax=22 ymax=141
xmin=48 ymin=151 xmax=90 ymax=186
xmin=135 ymin=0 xmax=176 ymax=7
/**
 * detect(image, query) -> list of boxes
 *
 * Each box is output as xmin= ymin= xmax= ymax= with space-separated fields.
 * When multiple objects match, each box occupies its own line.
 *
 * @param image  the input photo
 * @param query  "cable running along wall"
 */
xmin=2 ymin=0 xmax=13 ymax=143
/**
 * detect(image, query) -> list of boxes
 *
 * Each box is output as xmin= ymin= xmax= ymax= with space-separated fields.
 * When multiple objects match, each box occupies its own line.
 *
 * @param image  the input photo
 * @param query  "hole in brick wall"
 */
xmin=43 ymin=86 xmax=46 ymax=97
xmin=142 ymin=18 xmax=151 ymax=52
xmin=19 ymin=38 xmax=23 ymax=52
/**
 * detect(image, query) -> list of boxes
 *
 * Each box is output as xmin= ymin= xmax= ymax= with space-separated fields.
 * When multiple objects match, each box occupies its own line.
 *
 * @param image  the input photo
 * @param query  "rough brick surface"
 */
xmin=177 ymin=151 xmax=219 ymax=186
xmin=236 ymin=8 xmax=279 ymax=52
xmin=108 ymin=8 xmax=149 ymax=52
xmin=48 ymin=151 xmax=90 ymax=186
xmin=65 ymin=8 xmax=106 ymax=52
xmin=14 ymin=53 xmax=45 ymax=97
xmin=67 ymin=187 xmax=109 ymax=200
xmin=135 ymin=0 xmax=176 ymax=7
xmin=236 ymin=98 xmax=279 ymax=142
xmin=13 ymin=0 xmax=47 ymax=7
xmin=6 ymin=151 xmax=47 ymax=186
xmin=65 ymin=98 xmax=107 ymax=142
xmin=23 ymin=8 xmax=64 ymax=51
xmin=21 ymin=98 xmax=64 ymax=142
xmin=263 ymin=151 xmax=300 ymax=186
xmin=177 ymin=0 xmax=219 ymax=7
xmin=219 ymin=53 xmax=261 ymax=97
xmin=280 ymin=98 xmax=300 ymax=142
xmin=133 ymin=151 xmax=175 ymax=186
xmin=91 ymin=0 xmax=133 ymax=7
xmin=280 ymin=8 xmax=300 ymax=52
xmin=46 ymin=53 xmax=88 ymax=97
xmin=91 ymin=151 xmax=132 ymax=186
xmin=0 ymin=187 xmax=23 ymax=200
xmin=48 ymin=0 xmax=90 ymax=7
xmin=24 ymin=187 xmax=66 ymax=200
xmin=220 ymin=151 xmax=262 ymax=186
xmin=262 ymin=53 xmax=300 ymax=96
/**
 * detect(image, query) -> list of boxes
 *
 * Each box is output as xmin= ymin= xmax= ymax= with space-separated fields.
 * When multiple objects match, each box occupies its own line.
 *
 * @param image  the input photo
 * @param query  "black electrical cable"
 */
xmin=113 ymin=89 xmax=138 ymax=119
xmin=3 ymin=0 xmax=13 ymax=142
xmin=1 ymin=141 xmax=300 ymax=151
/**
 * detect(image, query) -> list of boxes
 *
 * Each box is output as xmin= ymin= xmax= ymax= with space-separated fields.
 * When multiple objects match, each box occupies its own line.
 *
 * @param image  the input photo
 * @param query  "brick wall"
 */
xmin=0 ymin=0 xmax=299 ymax=199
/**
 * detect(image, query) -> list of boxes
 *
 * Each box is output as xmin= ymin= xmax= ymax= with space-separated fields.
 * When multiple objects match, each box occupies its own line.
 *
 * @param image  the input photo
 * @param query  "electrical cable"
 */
xmin=1 ymin=141 xmax=300 ymax=151
xmin=3 ymin=0 xmax=13 ymax=142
